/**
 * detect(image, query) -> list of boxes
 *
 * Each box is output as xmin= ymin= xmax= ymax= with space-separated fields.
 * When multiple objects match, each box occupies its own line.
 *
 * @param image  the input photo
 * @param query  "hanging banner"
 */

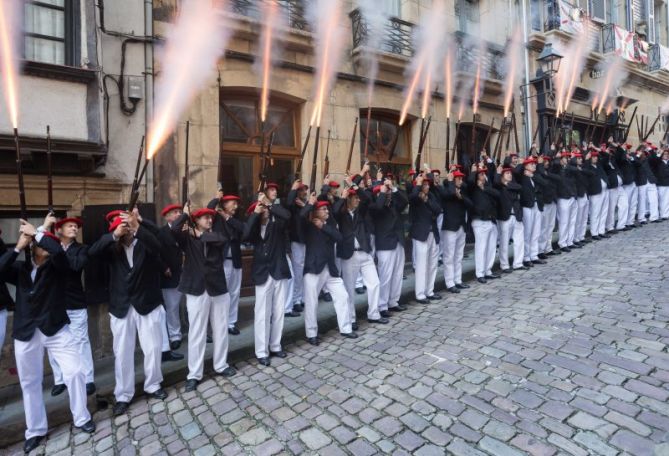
xmin=558 ymin=0 xmax=585 ymax=35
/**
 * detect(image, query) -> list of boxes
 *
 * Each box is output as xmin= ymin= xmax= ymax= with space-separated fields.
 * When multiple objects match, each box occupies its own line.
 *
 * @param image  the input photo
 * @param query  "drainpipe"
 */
xmin=521 ymin=0 xmax=533 ymax=153
xmin=144 ymin=0 xmax=154 ymax=203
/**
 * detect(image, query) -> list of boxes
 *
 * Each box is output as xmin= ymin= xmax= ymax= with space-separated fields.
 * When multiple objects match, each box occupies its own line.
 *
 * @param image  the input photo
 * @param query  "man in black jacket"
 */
xmin=47 ymin=216 xmax=96 ymax=397
xmin=552 ymin=151 xmax=578 ymax=252
xmin=285 ymin=180 xmax=309 ymax=317
xmin=2 ymin=220 xmax=95 ymax=452
xmin=369 ymin=178 xmax=409 ymax=315
xmin=439 ymin=170 xmax=471 ymax=293
xmin=518 ymin=156 xmax=547 ymax=266
xmin=301 ymin=197 xmax=356 ymax=345
xmin=88 ymin=210 xmax=168 ymax=415
xmin=0 ymin=232 xmax=14 ymax=363
xmin=570 ymin=152 xmax=591 ymax=244
xmin=650 ymin=147 xmax=669 ymax=219
xmin=537 ymin=157 xmax=558 ymax=258
xmin=171 ymin=206 xmax=235 ymax=392
xmin=468 ymin=166 xmax=501 ymax=283
xmin=243 ymin=195 xmax=292 ymax=366
xmin=585 ymin=148 xmax=609 ymax=238
xmin=618 ymin=143 xmax=639 ymax=227
xmin=158 ymin=204 xmax=185 ymax=351
xmin=602 ymin=143 xmax=629 ymax=232
xmin=494 ymin=166 xmax=525 ymax=272
xmin=409 ymin=174 xmax=442 ymax=303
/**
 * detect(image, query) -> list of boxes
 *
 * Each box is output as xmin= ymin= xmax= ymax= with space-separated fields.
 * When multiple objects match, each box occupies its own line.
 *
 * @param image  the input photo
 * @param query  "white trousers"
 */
xmin=498 ymin=216 xmax=524 ymax=270
xmin=341 ymin=251 xmax=381 ymax=322
xmin=472 ymin=220 xmax=497 ymax=278
xmin=48 ymin=309 xmax=94 ymax=385
xmin=161 ymin=288 xmax=183 ymax=342
xmin=648 ymin=183 xmax=660 ymax=221
xmin=412 ymin=233 xmax=439 ymax=300
xmin=637 ymin=183 xmax=648 ymax=222
xmin=557 ymin=198 xmax=577 ymax=247
xmin=289 ymin=242 xmax=306 ymax=310
xmin=254 ymin=276 xmax=287 ymax=358
xmin=186 ymin=292 xmax=230 ymax=380
xmin=15 ymin=327 xmax=91 ymax=439
xmin=588 ymin=192 xmax=605 ymax=236
xmin=523 ymin=204 xmax=541 ymax=261
xmin=598 ymin=182 xmax=610 ymax=234
xmin=284 ymin=254 xmax=295 ymax=313
xmin=376 ymin=245 xmax=405 ymax=311
xmin=606 ymin=188 xmax=620 ymax=231
xmin=436 ymin=213 xmax=445 ymax=258
xmin=442 ymin=228 xmax=466 ymax=288
xmin=574 ymin=196 xmax=589 ymax=242
xmin=224 ymin=260 xmax=242 ymax=328
xmin=624 ymin=184 xmax=638 ymax=226
xmin=539 ymin=203 xmax=556 ymax=253
xmin=303 ymin=269 xmax=352 ymax=337
xmin=0 ymin=309 xmax=7 ymax=363
xmin=110 ymin=306 xmax=164 ymax=402
xmin=615 ymin=186 xmax=629 ymax=230
xmin=160 ymin=305 xmax=170 ymax=352
xmin=659 ymin=186 xmax=669 ymax=219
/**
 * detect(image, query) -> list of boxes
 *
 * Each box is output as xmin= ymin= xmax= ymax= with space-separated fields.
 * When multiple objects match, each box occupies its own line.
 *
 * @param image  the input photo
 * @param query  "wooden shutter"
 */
xmin=590 ymin=0 xmax=607 ymax=22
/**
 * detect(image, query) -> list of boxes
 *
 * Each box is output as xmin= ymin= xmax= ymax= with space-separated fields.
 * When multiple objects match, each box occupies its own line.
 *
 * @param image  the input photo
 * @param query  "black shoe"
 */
xmin=583 ymin=238 xmax=592 ymax=243
xmin=24 ymin=436 xmax=44 ymax=453
xmin=257 ymin=357 xmax=271 ymax=367
xmin=552 ymin=248 xmax=562 ymax=254
xmin=522 ymin=261 xmax=533 ymax=268
xmin=501 ymin=269 xmax=512 ymax=274
xmin=621 ymin=226 xmax=631 ymax=231
xmin=269 ymin=350 xmax=287 ymax=358
xmin=351 ymin=322 xmax=359 ymax=331
xmin=218 ymin=367 xmax=237 ymax=377
xmin=601 ymin=233 xmax=611 ymax=238
xmin=546 ymin=250 xmax=557 ymax=256
xmin=307 ymin=337 xmax=320 ymax=346
xmin=652 ymin=219 xmax=662 ymax=223
xmin=533 ymin=259 xmax=548 ymax=264
xmin=572 ymin=243 xmax=582 ymax=249
xmin=149 ymin=388 xmax=168 ymax=400
xmin=184 ymin=379 xmax=198 ymax=393
xmin=162 ymin=351 xmax=184 ymax=362
xmin=293 ymin=303 xmax=304 ymax=312
xmin=206 ymin=335 xmax=213 ymax=343
xmin=477 ymin=277 xmax=487 ymax=284
xmin=538 ymin=253 xmax=548 ymax=260
xmin=340 ymin=332 xmax=359 ymax=339
xmin=77 ymin=419 xmax=96 ymax=434
xmin=379 ymin=310 xmax=391 ymax=318
xmin=609 ymin=229 xmax=619 ymax=234
xmin=285 ymin=311 xmax=301 ymax=317
xmin=355 ymin=287 xmax=366 ymax=294
xmin=389 ymin=304 xmax=408 ymax=311
xmin=170 ymin=340 xmax=182 ymax=350
xmin=514 ymin=266 xmax=530 ymax=271
xmin=560 ymin=247 xmax=571 ymax=253
xmin=415 ymin=298 xmax=430 ymax=304
xmin=86 ymin=382 xmax=96 ymax=396
xmin=455 ymin=283 xmax=470 ymax=289
xmin=428 ymin=294 xmax=442 ymax=300
xmin=640 ymin=220 xmax=648 ymax=225
xmin=113 ymin=401 xmax=130 ymax=416
xmin=591 ymin=235 xmax=601 ymax=240
xmin=51 ymin=384 xmax=66 ymax=397
xmin=447 ymin=286 xmax=460 ymax=293
xmin=228 ymin=325 xmax=240 ymax=335
xmin=485 ymin=273 xmax=501 ymax=279
xmin=368 ymin=317 xmax=390 ymax=324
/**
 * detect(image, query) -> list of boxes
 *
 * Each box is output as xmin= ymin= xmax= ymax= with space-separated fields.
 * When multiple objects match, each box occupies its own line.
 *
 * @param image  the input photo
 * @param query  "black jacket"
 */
xmin=617 ymin=149 xmax=637 ymax=186
xmin=286 ymin=190 xmax=308 ymax=244
xmin=62 ymin=241 xmax=88 ymax=310
xmin=207 ymin=198 xmax=245 ymax=268
xmin=88 ymin=224 xmax=164 ymax=318
xmin=300 ymin=204 xmax=342 ymax=276
xmin=408 ymin=186 xmax=442 ymax=242
xmin=601 ymin=152 xmax=623 ymax=188
xmin=438 ymin=182 xmax=471 ymax=232
xmin=0 ymin=238 xmax=15 ymax=312
xmin=650 ymin=155 xmax=669 ymax=186
xmin=157 ymin=224 xmax=183 ymax=289
xmin=333 ymin=191 xmax=373 ymax=259
xmin=636 ymin=157 xmax=657 ymax=186
xmin=243 ymin=206 xmax=291 ymax=285
xmin=369 ymin=190 xmax=409 ymax=251
xmin=549 ymin=163 xmax=578 ymax=199
xmin=518 ymin=173 xmax=541 ymax=209
xmin=0 ymin=234 xmax=70 ymax=342
xmin=494 ymin=175 xmax=523 ymax=222
xmin=583 ymin=161 xmax=607 ymax=195
xmin=467 ymin=175 xmax=500 ymax=221
xmin=171 ymin=213 xmax=228 ymax=297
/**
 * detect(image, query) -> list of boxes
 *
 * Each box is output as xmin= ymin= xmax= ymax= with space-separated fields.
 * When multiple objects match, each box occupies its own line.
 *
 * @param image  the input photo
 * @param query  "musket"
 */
xmin=415 ymin=116 xmax=432 ymax=172
xmin=346 ymin=117 xmax=359 ymax=173
xmin=363 ymin=106 xmax=372 ymax=161
xmin=323 ymin=129 xmax=331 ymax=178
xmin=14 ymin=128 xmax=27 ymax=221
xmin=513 ymin=112 xmax=521 ymax=153
xmin=375 ymin=120 xmax=382 ymax=170
xmin=295 ymin=125 xmax=312 ymax=180
xmin=452 ymin=119 xmax=462 ymax=166
xmin=445 ymin=117 xmax=451 ymax=169
xmin=642 ymin=113 xmax=661 ymax=142
xmin=128 ymin=137 xmax=147 ymax=211
xmin=493 ymin=120 xmax=505 ymax=162
xmin=482 ymin=118 xmax=496 ymax=154
xmin=182 ymin=121 xmax=190 ymax=204
xmin=218 ymin=124 xmax=225 ymax=191
xmin=387 ymin=125 xmax=400 ymax=163
xmin=567 ymin=112 xmax=575 ymax=147
xmin=471 ymin=113 xmax=477 ymax=155
xmin=259 ymin=130 xmax=276 ymax=192
xmin=583 ymin=110 xmax=594 ymax=144
xmin=309 ymin=126 xmax=321 ymax=192
xmin=46 ymin=125 xmax=53 ymax=214
xmin=589 ymin=112 xmax=601 ymax=143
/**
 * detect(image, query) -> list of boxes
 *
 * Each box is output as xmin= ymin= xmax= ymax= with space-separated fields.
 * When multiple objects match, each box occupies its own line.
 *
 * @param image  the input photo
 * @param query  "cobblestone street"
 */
xmin=6 ymin=222 xmax=669 ymax=456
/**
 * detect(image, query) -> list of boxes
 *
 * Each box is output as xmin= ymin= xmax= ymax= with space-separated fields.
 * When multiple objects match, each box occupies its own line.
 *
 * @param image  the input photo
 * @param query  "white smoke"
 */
xmin=0 ymin=0 xmax=25 ymax=128
xmin=357 ymin=0 xmax=390 ymax=103
xmin=591 ymin=56 xmax=627 ymax=113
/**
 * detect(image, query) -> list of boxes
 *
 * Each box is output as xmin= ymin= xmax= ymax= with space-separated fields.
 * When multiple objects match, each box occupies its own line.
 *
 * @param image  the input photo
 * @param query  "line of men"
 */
xmin=1 ymin=139 xmax=668 ymax=453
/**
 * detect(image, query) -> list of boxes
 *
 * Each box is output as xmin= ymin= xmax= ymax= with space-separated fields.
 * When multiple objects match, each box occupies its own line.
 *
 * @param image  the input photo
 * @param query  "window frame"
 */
xmin=358 ymin=110 xmax=411 ymax=168
xmin=24 ymin=0 xmax=80 ymax=67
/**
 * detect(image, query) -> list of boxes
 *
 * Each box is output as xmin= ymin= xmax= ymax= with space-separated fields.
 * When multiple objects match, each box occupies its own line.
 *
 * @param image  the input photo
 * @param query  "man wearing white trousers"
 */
xmin=603 ymin=144 xmax=628 ymax=232
xmin=89 ymin=210 xmax=169 ymax=416
xmin=244 ymin=196 xmax=292 ymax=366
xmin=570 ymin=152 xmax=590 ymax=245
xmin=0 ymin=235 xmax=15 ymax=363
xmin=370 ymin=179 xmax=409 ymax=315
xmin=517 ymin=156 xmax=548 ymax=267
xmin=641 ymin=148 xmax=661 ymax=222
xmin=584 ymin=149 xmax=609 ymax=239
xmin=652 ymin=148 xmax=669 ymax=219
xmin=468 ymin=166 xmax=500 ymax=283
xmin=47 ymin=216 xmax=96 ymax=397
xmin=538 ymin=174 xmax=557 ymax=258
xmin=301 ymin=198 xmax=356 ymax=345
xmin=171 ymin=206 xmax=236 ymax=393
xmin=333 ymin=173 xmax=387 ymax=329
xmin=617 ymin=144 xmax=639 ymax=228
xmin=551 ymin=152 xmax=578 ymax=251
xmin=2 ymin=220 xmax=95 ymax=452
xmin=494 ymin=166 xmax=525 ymax=272
xmin=438 ymin=170 xmax=471 ymax=293
xmin=409 ymin=174 xmax=442 ymax=303
xmin=286 ymin=180 xmax=310 ymax=316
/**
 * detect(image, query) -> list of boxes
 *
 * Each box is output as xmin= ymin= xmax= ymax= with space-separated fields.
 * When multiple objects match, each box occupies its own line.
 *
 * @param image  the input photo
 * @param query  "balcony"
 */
xmin=230 ymin=0 xmax=308 ymax=31
xmin=350 ymin=8 xmax=413 ymax=59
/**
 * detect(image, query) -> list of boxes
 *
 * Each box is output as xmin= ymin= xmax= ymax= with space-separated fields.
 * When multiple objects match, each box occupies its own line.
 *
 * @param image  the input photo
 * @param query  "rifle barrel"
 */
xmin=346 ymin=117 xmax=359 ymax=173
xmin=309 ymin=126 xmax=321 ymax=192
xmin=46 ymin=125 xmax=53 ymax=212
xmin=643 ymin=113 xmax=661 ymax=142
xmin=296 ymin=125 xmax=312 ymax=178
xmin=14 ymin=128 xmax=27 ymax=220
xmin=183 ymin=121 xmax=190 ymax=204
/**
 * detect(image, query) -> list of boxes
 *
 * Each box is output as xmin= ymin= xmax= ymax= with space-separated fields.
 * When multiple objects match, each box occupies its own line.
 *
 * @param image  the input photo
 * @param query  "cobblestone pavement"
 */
xmin=6 ymin=221 xmax=669 ymax=456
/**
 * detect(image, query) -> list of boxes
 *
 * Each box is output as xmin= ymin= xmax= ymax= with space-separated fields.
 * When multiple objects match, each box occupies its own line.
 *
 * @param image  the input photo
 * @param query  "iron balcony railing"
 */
xmin=230 ymin=0 xmax=308 ymax=31
xmin=350 ymin=8 xmax=413 ymax=58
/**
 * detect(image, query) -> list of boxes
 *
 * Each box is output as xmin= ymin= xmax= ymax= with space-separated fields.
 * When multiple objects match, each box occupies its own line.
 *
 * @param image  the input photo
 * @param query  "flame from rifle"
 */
xmin=399 ymin=58 xmax=424 ymax=126
xmin=260 ymin=0 xmax=278 ymax=123
xmin=0 ymin=1 xmax=21 ymax=128
xmin=555 ymin=24 xmax=589 ymax=114
xmin=605 ymin=100 xmax=614 ymax=116
xmin=502 ymin=28 xmax=521 ymax=118
xmin=472 ymin=58 xmax=482 ymax=115
xmin=457 ymin=100 xmax=465 ymax=121
xmin=421 ymin=70 xmax=432 ymax=119
xmin=444 ymin=50 xmax=453 ymax=119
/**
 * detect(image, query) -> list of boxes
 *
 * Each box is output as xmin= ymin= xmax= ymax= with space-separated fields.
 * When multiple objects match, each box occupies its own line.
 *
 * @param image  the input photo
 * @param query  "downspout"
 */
xmin=145 ymin=0 xmax=154 ymax=203
xmin=521 ymin=0 xmax=533 ymax=153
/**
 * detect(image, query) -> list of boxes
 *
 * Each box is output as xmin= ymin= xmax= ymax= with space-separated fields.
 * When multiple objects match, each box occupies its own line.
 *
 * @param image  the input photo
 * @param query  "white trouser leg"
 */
xmin=539 ymin=203 xmax=556 ymax=253
xmin=160 ymin=309 xmax=170 ymax=352
xmin=472 ymin=220 xmax=491 ymax=278
xmin=413 ymin=238 xmax=429 ymax=299
xmin=210 ymin=293 xmax=230 ymax=374
xmin=224 ymin=260 xmax=241 ymax=328
xmin=341 ymin=253 xmax=373 ymax=324
xmin=625 ymin=184 xmax=637 ymax=225
xmin=376 ymin=249 xmax=393 ymax=312
xmin=289 ymin=243 xmax=306 ymax=309
xmin=557 ymin=199 xmax=571 ymax=247
xmin=497 ymin=218 xmax=511 ymax=270
xmin=135 ymin=306 xmax=165 ymax=394
xmin=523 ymin=206 xmax=539 ymax=261
xmin=648 ymin=183 xmax=659 ymax=221
xmin=355 ymin=273 xmax=364 ymax=288
xmin=284 ymin=254 xmax=295 ymax=313
xmin=359 ymin=253 xmax=381 ymax=320
xmin=606 ymin=187 xmax=618 ymax=230
xmin=48 ymin=309 xmax=94 ymax=385
xmin=340 ymin=254 xmax=358 ymax=324
xmin=162 ymin=288 xmax=183 ymax=342
xmin=186 ymin=293 xmax=210 ymax=381
xmin=598 ymin=182 xmax=609 ymax=235
xmin=589 ymin=192 xmax=602 ymax=235
xmin=326 ymin=273 xmax=353 ymax=334
xmin=0 ymin=309 xmax=6 ymax=363
xmin=110 ymin=307 xmax=137 ymax=402
xmin=615 ymin=187 xmax=629 ymax=230
xmin=269 ymin=280 xmax=288 ymax=353
xmin=637 ymin=183 xmax=648 ymax=221
xmin=254 ymin=277 xmax=286 ymax=358
xmin=442 ymin=230 xmax=456 ymax=288
xmin=573 ymin=198 xmax=584 ymax=242
xmin=454 ymin=227 xmax=466 ymax=284
xmin=511 ymin=215 xmax=525 ymax=269
xmin=389 ymin=245 xmax=405 ymax=308
xmin=425 ymin=233 xmax=439 ymax=297
xmin=659 ymin=186 xmax=669 ymax=219
xmin=575 ymin=196 xmax=589 ymax=241
xmin=567 ymin=198 xmax=577 ymax=246
xmin=485 ymin=221 xmax=498 ymax=275
xmin=303 ymin=271 xmax=324 ymax=338
xmin=436 ymin=214 xmax=444 ymax=259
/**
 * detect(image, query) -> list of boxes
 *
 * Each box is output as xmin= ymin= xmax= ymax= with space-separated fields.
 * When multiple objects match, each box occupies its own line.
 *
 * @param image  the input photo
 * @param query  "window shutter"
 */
xmin=646 ymin=0 xmax=655 ymax=42
xmin=590 ymin=0 xmax=607 ymax=22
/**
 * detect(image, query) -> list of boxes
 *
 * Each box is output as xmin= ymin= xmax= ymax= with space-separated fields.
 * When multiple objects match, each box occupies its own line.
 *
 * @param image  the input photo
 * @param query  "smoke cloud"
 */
xmin=357 ymin=0 xmax=390 ymax=104
xmin=590 ymin=56 xmax=627 ymax=114
xmin=0 ymin=0 xmax=24 ymax=128
xmin=254 ymin=0 xmax=287 ymax=123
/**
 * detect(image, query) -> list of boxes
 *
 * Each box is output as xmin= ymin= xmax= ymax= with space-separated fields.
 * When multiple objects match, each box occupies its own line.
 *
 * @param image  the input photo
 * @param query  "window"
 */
xmin=359 ymin=111 xmax=410 ymax=168
xmin=24 ymin=0 xmax=78 ymax=66
xmin=455 ymin=0 xmax=480 ymax=33
xmin=380 ymin=0 xmax=401 ymax=18
xmin=590 ymin=0 xmax=606 ymax=22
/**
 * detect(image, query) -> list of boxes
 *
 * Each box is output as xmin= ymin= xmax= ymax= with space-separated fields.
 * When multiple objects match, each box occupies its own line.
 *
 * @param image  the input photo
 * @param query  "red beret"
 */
xmin=328 ymin=181 xmax=340 ymax=188
xmin=191 ymin=208 xmax=216 ymax=220
xmin=625 ymin=143 xmax=633 ymax=149
xmin=571 ymin=152 xmax=583 ymax=158
xmin=346 ymin=189 xmax=358 ymax=196
xmin=108 ymin=217 xmax=124 ymax=233
xmin=408 ymin=169 xmax=416 ymax=176
xmin=247 ymin=201 xmax=259 ymax=215
xmin=161 ymin=204 xmax=182 ymax=217
xmin=509 ymin=153 xmax=518 ymax=157
xmin=476 ymin=167 xmax=488 ymax=174
xmin=105 ymin=210 xmax=124 ymax=222
xmin=385 ymin=173 xmax=395 ymax=179
xmin=221 ymin=195 xmax=240 ymax=202
xmin=590 ymin=151 xmax=599 ymax=157
xmin=652 ymin=145 xmax=658 ymax=150
xmin=452 ymin=171 xmax=465 ymax=178
xmin=523 ymin=157 xmax=537 ymax=166
xmin=431 ymin=169 xmax=441 ymax=174
xmin=265 ymin=182 xmax=279 ymax=190
xmin=55 ymin=217 xmax=83 ymax=229
xmin=561 ymin=152 xmax=571 ymax=158
xmin=501 ymin=167 xmax=514 ymax=174
xmin=315 ymin=201 xmax=330 ymax=209
xmin=372 ymin=185 xmax=383 ymax=194
xmin=299 ymin=184 xmax=309 ymax=191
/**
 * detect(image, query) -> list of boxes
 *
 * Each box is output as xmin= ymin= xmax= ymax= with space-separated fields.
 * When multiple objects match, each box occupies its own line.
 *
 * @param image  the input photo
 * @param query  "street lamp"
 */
xmin=536 ymin=42 xmax=563 ymax=77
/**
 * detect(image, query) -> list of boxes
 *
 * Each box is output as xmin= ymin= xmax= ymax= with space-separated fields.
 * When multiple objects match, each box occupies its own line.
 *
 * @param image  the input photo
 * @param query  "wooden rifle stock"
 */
xmin=621 ymin=106 xmax=637 ymax=144
xmin=642 ymin=113 xmax=661 ymax=142
xmin=323 ymin=129 xmax=331 ymax=178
